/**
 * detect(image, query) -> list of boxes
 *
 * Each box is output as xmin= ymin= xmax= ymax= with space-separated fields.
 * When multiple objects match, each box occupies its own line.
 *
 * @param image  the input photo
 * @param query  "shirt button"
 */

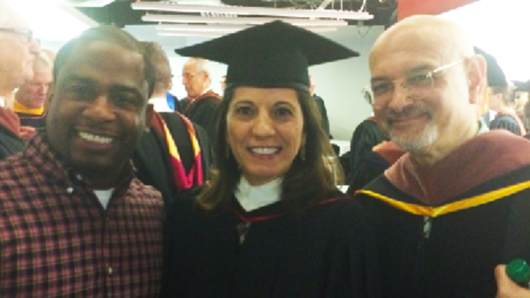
xmin=66 ymin=187 xmax=74 ymax=194
xmin=108 ymin=266 xmax=113 ymax=276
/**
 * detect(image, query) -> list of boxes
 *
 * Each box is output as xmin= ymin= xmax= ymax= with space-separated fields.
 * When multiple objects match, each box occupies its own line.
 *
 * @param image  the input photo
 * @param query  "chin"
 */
xmin=391 ymin=124 xmax=439 ymax=153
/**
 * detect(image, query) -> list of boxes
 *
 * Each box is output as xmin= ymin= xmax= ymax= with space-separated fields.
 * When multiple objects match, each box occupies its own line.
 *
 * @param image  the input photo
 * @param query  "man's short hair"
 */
xmin=34 ymin=52 xmax=53 ymax=71
xmin=187 ymin=57 xmax=211 ymax=84
xmin=53 ymin=26 xmax=155 ymax=98
xmin=143 ymin=41 xmax=171 ymax=94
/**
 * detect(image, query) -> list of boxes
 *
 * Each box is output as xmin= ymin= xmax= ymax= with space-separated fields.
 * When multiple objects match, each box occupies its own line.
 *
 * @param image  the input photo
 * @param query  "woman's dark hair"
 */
xmin=53 ymin=26 xmax=156 ymax=98
xmin=197 ymin=87 xmax=343 ymax=212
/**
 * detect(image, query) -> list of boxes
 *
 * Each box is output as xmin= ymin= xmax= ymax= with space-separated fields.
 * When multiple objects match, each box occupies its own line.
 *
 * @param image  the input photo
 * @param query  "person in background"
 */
xmin=176 ymin=57 xmax=222 ymax=141
xmin=355 ymin=15 xmax=530 ymax=298
xmin=309 ymin=76 xmax=331 ymax=138
xmin=161 ymin=21 xmax=379 ymax=298
xmin=0 ymin=0 xmax=36 ymax=157
xmin=220 ymin=75 xmax=226 ymax=92
xmin=476 ymin=47 xmax=526 ymax=136
xmin=0 ymin=26 xmax=164 ymax=296
xmin=134 ymin=41 xmax=211 ymax=206
xmin=489 ymin=83 xmax=526 ymax=135
xmin=346 ymin=87 xmax=389 ymax=184
xmin=14 ymin=51 xmax=53 ymax=129
xmin=144 ymin=42 xmax=173 ymax=113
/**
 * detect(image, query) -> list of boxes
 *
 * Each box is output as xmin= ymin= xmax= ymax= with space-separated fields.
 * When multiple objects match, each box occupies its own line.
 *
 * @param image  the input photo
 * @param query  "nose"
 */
xmin=387 ymin=81 xmax=413 ymax=111
xmin=252 ymin=110 xmax=275 ymax=137
xmin=82 ymin=95 xmax=116 ymax=122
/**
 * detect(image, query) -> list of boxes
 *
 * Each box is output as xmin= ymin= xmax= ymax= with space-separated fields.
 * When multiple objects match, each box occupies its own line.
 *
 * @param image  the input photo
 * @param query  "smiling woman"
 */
xmin=161 ymin=21 xmax=380 ymax=298
xmin=226 ymin=87 xmax=304 ymax=186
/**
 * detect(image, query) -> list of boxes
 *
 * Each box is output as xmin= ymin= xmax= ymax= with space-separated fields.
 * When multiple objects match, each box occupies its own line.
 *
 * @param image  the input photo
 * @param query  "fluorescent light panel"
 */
xmin=157 ymin=24 xmax=337 ymax=34
xmin=132 ymin=2 xmax=373 ymax=20
xmin=143 ymin=14 xmax=348 ymax=27
xmin=7 ymin=0 xmax=95 ymax=41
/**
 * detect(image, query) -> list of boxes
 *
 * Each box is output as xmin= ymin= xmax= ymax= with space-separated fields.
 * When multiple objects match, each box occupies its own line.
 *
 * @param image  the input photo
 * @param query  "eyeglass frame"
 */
xmin=362 ymin=58 xmax=466 ymax=106
xmin=0 ymin=28 xmax=33 ymax=43
xmin=179 ymin=71 xmax=204 ymax=81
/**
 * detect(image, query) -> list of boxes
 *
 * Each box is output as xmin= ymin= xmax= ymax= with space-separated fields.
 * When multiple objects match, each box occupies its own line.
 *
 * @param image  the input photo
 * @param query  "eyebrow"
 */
xmin=63 ymin=75 xmax=144 ymax=96
xmin=63 ymin=75 xmax=96 ymax=85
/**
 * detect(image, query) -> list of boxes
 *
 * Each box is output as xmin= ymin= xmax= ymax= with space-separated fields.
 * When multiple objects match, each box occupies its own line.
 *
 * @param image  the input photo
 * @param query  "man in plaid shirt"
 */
xmin=0 ymin=26 xmax=164 ymax=297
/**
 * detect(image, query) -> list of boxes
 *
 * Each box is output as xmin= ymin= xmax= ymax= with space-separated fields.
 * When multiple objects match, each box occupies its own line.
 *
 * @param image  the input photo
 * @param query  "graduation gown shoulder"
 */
xmin=355 ymin=131 xmax=530 ymax=298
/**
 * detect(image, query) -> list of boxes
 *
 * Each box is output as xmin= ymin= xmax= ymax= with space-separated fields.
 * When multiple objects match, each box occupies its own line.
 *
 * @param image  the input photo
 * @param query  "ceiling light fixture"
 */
xmin=142 ymin=14 xmax=348 ymax=27
xmin=132 ymin=2 xmax=373 ymax=20
xmin=157 ymin=24 xmax=338 ymax=34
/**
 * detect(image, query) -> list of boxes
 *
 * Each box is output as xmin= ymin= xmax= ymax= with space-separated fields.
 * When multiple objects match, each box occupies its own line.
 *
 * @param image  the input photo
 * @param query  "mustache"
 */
xmin=386 ymin=105 xmax=430 ymax=123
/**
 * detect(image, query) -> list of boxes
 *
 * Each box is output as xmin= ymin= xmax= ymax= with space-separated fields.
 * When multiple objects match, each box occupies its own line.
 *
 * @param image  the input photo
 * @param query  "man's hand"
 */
xmin=496 ymin=265 xmax=530 ymax=298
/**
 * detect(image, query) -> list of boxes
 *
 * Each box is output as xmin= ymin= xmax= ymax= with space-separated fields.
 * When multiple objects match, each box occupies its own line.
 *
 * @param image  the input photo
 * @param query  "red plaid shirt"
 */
xmin=0 ymin=133 xmax=165 ymax=297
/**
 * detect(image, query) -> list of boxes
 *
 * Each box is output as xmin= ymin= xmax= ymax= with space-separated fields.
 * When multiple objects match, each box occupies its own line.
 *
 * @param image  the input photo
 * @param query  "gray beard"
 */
xmin=390 ymin=122 xmax=439 ymax=153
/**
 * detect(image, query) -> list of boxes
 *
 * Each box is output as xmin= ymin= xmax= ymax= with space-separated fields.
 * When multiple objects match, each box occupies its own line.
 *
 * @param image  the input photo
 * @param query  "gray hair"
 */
xmin=188 ymin=57 xmax=211 ymax=84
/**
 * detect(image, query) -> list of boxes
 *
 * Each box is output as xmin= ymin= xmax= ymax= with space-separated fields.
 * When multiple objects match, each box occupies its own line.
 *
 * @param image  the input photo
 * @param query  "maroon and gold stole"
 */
xmin=151 ymin=112 xmax=203 ymax=190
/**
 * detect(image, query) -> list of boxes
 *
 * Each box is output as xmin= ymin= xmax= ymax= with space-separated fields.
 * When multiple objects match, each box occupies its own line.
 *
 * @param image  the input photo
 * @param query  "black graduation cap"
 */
xmin=475 ymin=47 xmax=507 ymax=88
xmin=175 ymin=21 xmax=359 ymax=91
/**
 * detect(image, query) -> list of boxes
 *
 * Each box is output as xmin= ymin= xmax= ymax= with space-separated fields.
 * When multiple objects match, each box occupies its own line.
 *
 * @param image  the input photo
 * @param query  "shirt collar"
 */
xmin=235 ymin=176 xmax=282 ymax=212
xmin=478 ymin=119 xmax=490 ymax=135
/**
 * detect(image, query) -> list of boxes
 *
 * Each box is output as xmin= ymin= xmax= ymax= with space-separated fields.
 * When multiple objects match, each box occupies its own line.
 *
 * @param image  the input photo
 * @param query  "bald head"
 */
xmin=0 ymin=0 xmax=35 ymax=96
xmin=0 ymin=0 xmax=28 ymax=29
xmin=368 ymin=15 xmax=487 ymax=165
xmin=371 ymin=15 xmax=474 ymax=69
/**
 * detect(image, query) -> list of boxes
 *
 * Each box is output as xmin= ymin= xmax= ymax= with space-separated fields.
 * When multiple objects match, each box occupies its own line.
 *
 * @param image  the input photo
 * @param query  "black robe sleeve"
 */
xmin=348 ymin=119 xmax=387 ymax=183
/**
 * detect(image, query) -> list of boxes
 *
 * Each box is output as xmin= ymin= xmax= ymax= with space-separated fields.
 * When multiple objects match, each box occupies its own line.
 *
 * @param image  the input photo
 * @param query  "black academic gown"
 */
xmin=490 ymin=113 xmax=524 ymax=136
xmin=132 ymin=112 xmax=212 ymax=209
xmin=161 ymin=190 xmax=380 ymax=298
xmin=180 ymin=92 xmax=222 ymax=142
xmin=348 ymin=118 xmax=387 ymax=183
xmin=355 ymin=131 xmax=530 ymax=298
xmin=16 ymin=112 xmax=46 ymax=130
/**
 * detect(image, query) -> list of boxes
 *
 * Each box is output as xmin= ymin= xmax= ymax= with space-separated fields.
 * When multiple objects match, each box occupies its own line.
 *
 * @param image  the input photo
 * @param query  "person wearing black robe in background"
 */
xmin=347 ymin=117 xmax=387 ymax=184
xmin=476 ymin=47 xmax=526 ymax=136
xmin=162 ymin=21 xmax=380 ymax=298
xmin=176 ymin=57 xmax=222 ymax=142
xmin=309 ymin=76 xmax=331 ymax=138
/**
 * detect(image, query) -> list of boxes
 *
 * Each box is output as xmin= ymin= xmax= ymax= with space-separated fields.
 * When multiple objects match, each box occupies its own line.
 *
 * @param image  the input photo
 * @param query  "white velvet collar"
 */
xmin=235 ymin=176 xmax=282 ymax=212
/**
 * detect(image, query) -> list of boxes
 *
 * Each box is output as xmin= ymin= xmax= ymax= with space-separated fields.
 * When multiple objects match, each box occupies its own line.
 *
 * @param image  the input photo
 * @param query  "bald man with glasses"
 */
xmin=353 ymin=15 xmax=530 ymax=298
xmin=0 ymin=0 xmax=39 ymax=158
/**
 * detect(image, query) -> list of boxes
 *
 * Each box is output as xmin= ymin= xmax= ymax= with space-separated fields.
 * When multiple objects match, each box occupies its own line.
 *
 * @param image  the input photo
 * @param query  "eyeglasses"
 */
xmin=179 ymin=72 xmax=199 ymax=80
xmin=0 ymin=28 xmax=33 ymax=43
xmin=363 ymin=59 xmax=465 ymax=106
